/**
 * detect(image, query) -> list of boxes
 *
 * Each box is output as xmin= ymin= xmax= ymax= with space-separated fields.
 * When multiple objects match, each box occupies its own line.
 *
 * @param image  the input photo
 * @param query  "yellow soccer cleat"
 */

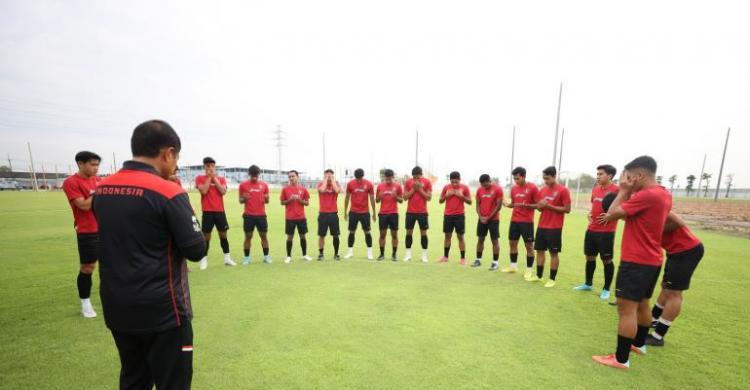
xmin=526 ymin=275 xmax=541 ymax=282
xmin=501 ymin=267 xmax=517 ymax=273
xmin=544 ymin=280 xmax=556 ymax=288
xmin=523 ymin=270 xmax=533 ymax=280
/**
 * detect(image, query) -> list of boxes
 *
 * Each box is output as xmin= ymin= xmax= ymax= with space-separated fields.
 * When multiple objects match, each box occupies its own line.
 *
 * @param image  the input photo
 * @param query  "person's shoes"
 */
xmin=421 ymin=253 xmax=429 ymax=263
xmin=284 ymin=257 xmax=292 ymax=264
xmin=459 ymin=258 xmax=466 ymax=266
xmin=523 ymin=270 xmax=533 ymax=280
xmin=471 ymin=260 xmax=482 ymax=268
xmin=334 ymin=254 xmax=341 ymax=261
xmin=403 ymin=250 xmax=412 ymax=262
xmin=367 ymin=249 xmax=374 ymax=260
xmin=263 ymin=256 xmax=272 ymax=264
xmin=526 ymin=275 xmax=541 ymax=282
xmin=644 ymin=334 xmax=664 ymax=347
xmin=392 ymin=255 xmax=398 ymax=262
xmin=573 ymin=284 xmax=593 ymax=291
xmin=224 ymin=257 xmax=237 ymax=267
xmin=81 ymin=301 xmax=97 ymax=318
xmin=317 ymin=254 xmax=324 ymax=261
xmin=199 ymin=257 xmax=208 ymax=270
xmin=242 ymin=257 xmax=251 ymax=265
xmin=500 ymin=266 xmax=515 ymax=273
xmin=377 ymin=254 xmax=385 ymax=261
xmin=592 ymin=353 xmax=629 ymax=369
xmin=599 ymin=289 xmax=611 ymax=300
xmin=344 ymin=250 xmax=354 ymax=259
xmin=437 ymin=256 xmax=449 ymax=263
xmin=630 ymin=344 xmax=647 ymax=356
xmin=544 ymin=280 xmax=557 ymax=288
xmin=302 ymin=255 xmax=313 ymax=262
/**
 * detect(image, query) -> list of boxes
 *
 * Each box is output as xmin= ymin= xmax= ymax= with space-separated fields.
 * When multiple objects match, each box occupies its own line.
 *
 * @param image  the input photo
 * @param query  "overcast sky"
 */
xmin=1 ymin=1 xmax=748 ymax=187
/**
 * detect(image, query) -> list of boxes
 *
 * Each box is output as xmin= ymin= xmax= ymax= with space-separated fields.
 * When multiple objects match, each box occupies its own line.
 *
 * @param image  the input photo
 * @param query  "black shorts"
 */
xmin=77 ymin=233 xmax=98 ymax=264
xmin=477 ymin=220 xmax=500 ymax=239
xmin=243 ymin=215 xmax=268 ymax=233
xmin=663 ymin=244 xmax=704 ymax=291
xmin=317 ymin=213 xmax=340 ymax=237
xmin=379 ymin=214 xmax=399 ymax=231
xmin=584 ymin=230 xmax=615 ymax=259
xmin=534 ymin=228 xmax=562 ymax=253
xmin=201 ymin=211 xmax=229 ymax=233
xmin=285 ymin=219 xmax=308 ymax=235
xmin=508 ymin=222 xmax=534 ymax=243
xmin=405 ymin=213 xmax=429 ymax=230
xmin=443 ymin=215 xmax=466 ymax=235
xmin=348 ymin=212 xmax=371 ymax=231
xmin=615 ymin=261 xmax=661 ymax=302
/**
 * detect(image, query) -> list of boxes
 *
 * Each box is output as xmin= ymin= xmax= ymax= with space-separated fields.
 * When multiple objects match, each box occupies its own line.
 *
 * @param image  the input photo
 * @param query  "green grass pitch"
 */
xmin=0 ymin=189 xmax=748 ymax=389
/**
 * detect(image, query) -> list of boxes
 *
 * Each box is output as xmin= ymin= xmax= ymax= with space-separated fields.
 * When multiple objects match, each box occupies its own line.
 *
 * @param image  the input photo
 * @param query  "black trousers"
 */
xmin=111 ymin=321 xmax=193 ymax=390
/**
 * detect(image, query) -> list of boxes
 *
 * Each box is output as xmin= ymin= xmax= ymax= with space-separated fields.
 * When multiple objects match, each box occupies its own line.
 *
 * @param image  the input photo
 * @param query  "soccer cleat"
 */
xmin=303 ymin=255 xmax=313 ymax=262
xmin=344 ymin=249 xmax=354 ymax=259
xmin=317 ymin=254 xmax=324 ymax=261
xmin=224 ymin=258 xmax=237 ymax=267
xmin=592 ymin=353 xmax=629 ymax=369
xmin=437 ymin=256 xmax=449 ymax=263
xmin=644 ymin=334 xmax=664 ymax=347
xmin=573 ymin=284 xmax=593 ymax=291
xmin=500 ymin=266 xmax=515 ymax=273
xmin=284 ymin=256 xmax=292 ymax=264
xmin=263 ymin=256 xmax=272 ymax=264
xmin=471 ymin=260 xmax=482 ymax=268
xmin=367 ymin=248 xmax=374 ymax=260
xmin=651 ymin=320 xmax=658 ymax=329
xmin=544 ymin=280 xmax=556 ymax=288
xmin=599 ymin=289 xmax=611 ymax=300
xmin=81 ymin=301 xmax=97 ymax=318
xmin=630 ymin=344 xmax=647 ymax=355
xmin=490 ymin=263 xmax=500 ymax=272
xmin=199 ymin=257 xmax=208 ymax=270
xmin=242 ymin=257 xmax=251 ymax=265
xmin=459 ymin=258 xmax=466 ymax=266
xmin=421 ymin=253 xmax=429 ymax=263
xmin=403 ymin=249 xmax=412 ymax=262
xmin=523 ymin=269 xmax=533 ymax=280
xmin=334 ymin=254 xmax=341 ymax=261
xmin=392 ymin=255 xmax=398 ymax=262
xmin=377 ymin=254 xmax=385 ymax=261
xmin=526 ymin=275 xmax=541 ymax=282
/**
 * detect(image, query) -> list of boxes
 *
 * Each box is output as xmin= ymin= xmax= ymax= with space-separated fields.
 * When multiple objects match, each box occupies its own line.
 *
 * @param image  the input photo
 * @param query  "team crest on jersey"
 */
xmin=192 ymin=215 xmax=201 ymax=232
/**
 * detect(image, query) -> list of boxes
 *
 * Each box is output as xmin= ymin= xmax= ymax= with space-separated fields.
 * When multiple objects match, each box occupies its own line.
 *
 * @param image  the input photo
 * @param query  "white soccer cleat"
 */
xmin=403 ymin=249 xmax=412 ymax=262
xmin=303 ymin=255 xmax=313 ymax=261
xmin=366 ymin=248 xmax=374 ymax=260
xmin=421 ymin=251 xmax=429 ymax=263
xmin=224 ymin=257 xmax=237 ymax=267
xmin=81 ymin=300 xmax=97 ymax=318
xmin=199 ymin=257 xmax=208 ymax=270
xmin=344 ymin=248 xmax=354 ymax=259
xmin=284 ymin=256 xmax=292 ymax=264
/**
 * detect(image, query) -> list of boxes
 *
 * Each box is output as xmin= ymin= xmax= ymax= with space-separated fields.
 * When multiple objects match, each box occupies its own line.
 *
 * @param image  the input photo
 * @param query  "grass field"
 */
xmin=1 ymin=189 xmax=749 ymax=389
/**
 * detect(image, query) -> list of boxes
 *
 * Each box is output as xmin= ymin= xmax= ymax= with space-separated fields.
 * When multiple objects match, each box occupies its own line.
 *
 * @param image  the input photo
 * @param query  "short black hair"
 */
xmin=248 ymin=165 xmax=261 ymax=176
xmin=449 ymin=171 xmax=461 ymax=180
xmin=542 ymin=166 xmax=557 ymax=177
xmin=511 ymin=167 xmax=526 ymax=177
xmin=601 ymin=192 xmax=618 ymax=213
xmin=324 ymin=169 xmax=334 ymax=174
xmin=288 ymin=170 xmax=299 ymax=177
xmin=384 ymin=169 xmax=394 ymax=178
xmin=479 ymin=174 xmax=491 ymax=183
xmin=624 ymin=155 xmax=657 ymax=174
xmin=203 ymin=157 xmax=216 ymax=165
xmin=75 ymin=151 xmax=101 ymax=163
xmin=597 ymin=164 xmax=617 ymax=177
xmin=354 ymin=168 xmax=364 ymax=179
xmin=412 ymin=166 xmax=423 ymax=176
xmin=131 ymin=120 xmax=181 ymax=158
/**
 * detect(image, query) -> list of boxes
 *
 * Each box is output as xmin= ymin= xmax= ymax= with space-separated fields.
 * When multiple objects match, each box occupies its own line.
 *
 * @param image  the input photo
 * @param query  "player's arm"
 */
xmin=462 ymin=188 xmax=472 ymax=205
xmin=664 ymin=211 xmax=686 ymax=233
xmin=280 ymin=191 xmax=291 ymax=205
xmin=370 ymin=192 xmax=377 ymax=221
xmin=598 ymin=189 xmax=632 ymax=223
xmin=403 ymin=185 xmax=415 ymax=200
xmin=418 ymin=186 xmax=432 ymax=201
xmin=396 ymin=187 xmax=404 ymax=203
xmin=214 ymin=177 xmax=227 ymax=195
xmin=165 ymin=194 xmax=207 ymax=261
xmin=264 ymin=186 xmax=270 ymax=204
xmin=196 ymin=178 xmax=211 ymax=195
xmin=239 ymin=190 xmax=247 ymax=204
xmin=439 ymin=188 xmax=448 ymax=204
xmin=344 ymin=192 xmax=351 ymax=220
xmin=489 ymin=198 xmax=503 ymax=219
xmin=375 ymin=188 xmax=382 ymax=203
xmin=72 ymin=197 xmax=93 ymax=211
xmin=299 ymin=191 xmax=309 ymax=206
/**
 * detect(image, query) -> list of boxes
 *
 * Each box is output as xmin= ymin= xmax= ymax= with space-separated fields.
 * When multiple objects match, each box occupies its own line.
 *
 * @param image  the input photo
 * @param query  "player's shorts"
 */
xmin=348 ymin=212 xmax=371 ymax=231
xmin=285 ymin=219 xmax=308 ymax=235
xmin=77 ymin=233 xmax=99 ymax=264
xmin=662 ymin=243 xmax=704 ymax=291
xmin=243 ymin=215 xmax=268 ymax=233
xmin=534 ymin=228 xmax=562 ymax=253
xmin=615 ymin=261 xmax=661 ymax=302
xmin=443 ymin=215 xmax=466 ymax=235
xmin=584 ymin=230 xmax=615 ymax=259
xmin=508 ymin=221 xmax=534 ymax=243
xmin=477 ymin=220 xmax=500 ymax=239
xmin=405 ymin=213 xmax=429 ymax=230
xmin=201 ymin=211 xmax=229 ymax=233
xmin=317 ymin=213 xmax=340 ymax=237
xmin=378 ymin=214 xmax=399 ymax=231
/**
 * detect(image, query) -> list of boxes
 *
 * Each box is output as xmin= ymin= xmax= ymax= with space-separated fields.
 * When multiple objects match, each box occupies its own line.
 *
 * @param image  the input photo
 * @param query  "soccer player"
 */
xmin=403 ymin=166 xmax=432 ymax=262
xmin=376 ymin=169 xmax=403 ymax=261
xmin=238 ymin=165 xmax=271 ymax=265
xmin=592 ymin=155 xmax=672 ymax=370
xmin=505 ymin=167 xmax=538 ymax=276
xmin=62 ymin=151 xmax=102 ymax=318
xmin=529 ymin=166 xmax=571 ymax=287
xmin=344 ymin=168 xmax=377 ymax=260
xmin=280 ymin=170 xmax=312 ymax=263
xmin=645 ymin=211 xmax=704 ymax=347
xmin=574 ymin=164 xmax=619 ymax=299
xmin=94 ymin=120 xmax=205 ymax=389
xmin=472 ymin=174 xmax=504 ymax=270
xmin=195 ymin=157 xmax=235 ymax=269
xmin=317 ymin=169 xmax=342 ymax=261
xmin=437 ymin=171 xmax=472 ymax=264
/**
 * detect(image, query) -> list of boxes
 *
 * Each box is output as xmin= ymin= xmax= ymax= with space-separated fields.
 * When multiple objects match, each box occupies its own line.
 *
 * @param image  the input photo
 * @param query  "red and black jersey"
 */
xmin=93 ymin=161 xmax=205 ymax=334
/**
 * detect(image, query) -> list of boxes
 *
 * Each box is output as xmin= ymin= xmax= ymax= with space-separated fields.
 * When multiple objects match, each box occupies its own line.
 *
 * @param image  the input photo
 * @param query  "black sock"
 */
xmin=510 ymin=253 xmax=518 ymax=264
xmin=444 ymin=247 xmax=450 ymax=257
xmin=262 ymin=247 xmax=269 ymax=256
xmin=300 ymin=239 xmax=307 ymax=255
xmin=492 ymin=253 xmax=499 ymax=261
xmin=603 ymin=261 xmax=615 ymax=290
xmin=365 ymin=233 xmax=373 ymax=248
xmin=460 ymin=250 xmax=465 ymax=259
xmin=421 ymin=236 xmax=428 ymax=249
xmin=348 ymin=233 xmax=355 ymax=248
xmin=205 ymin=241 xmax=210 ymax=257
xmin=243 ymin=248 xmax=250 ymax=257
xmin=634 ymin=325 xmax=650 ymax=348
xmin=380 ymin=246 xmax=385 ymax=256
xmin=655 ymin=320 xmax=672 ymax=338
xmin=536 ymin=265 xmax=544 ymax=278
xmin=652 ymin=304 xmax=664 ymax=320
xmin=220 ymin=238 xmax=230 ymax=254
xmin=616 ymin=334 xmax=633 ymax=364
xmin=77 ymin=272 xmax=92 ymax=299
xmin=333 ymin=236 xmax=340 ymax=255
xmin=550 ymin=268 xmax=558 ymax=280
xmin=526 ymin=256 xmax=534 ymax=268
xmin=286 ymin=241 xmax=292 ymax=256
xmin=392 ymin=246 xmax=397 ymax=257
xmin=477 ymin=251 xmax=483 ymax=259
xmin=585 ymin=260 xmax=596 ymax=285
xmin=405 ymin=235 xmax=413 ymax=249
xmin=319 ymin=248 xmax=324 ymax=255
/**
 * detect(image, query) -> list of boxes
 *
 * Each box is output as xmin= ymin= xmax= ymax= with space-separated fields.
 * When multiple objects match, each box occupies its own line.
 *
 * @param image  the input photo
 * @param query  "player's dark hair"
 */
xmin=248 ymin=165 xmax=261 ymax=176
xmin=479 ymin=174 xmax=491 ymax=183
xmin=412 ymin=166 xmax=423 ymax=176
xmin=511 ymin=167 xmax=526 ymax=177
xmin=449 ymin=171 xmax=461 ymax=180
xmin=354 ymin=168 xmax=364 ymax=179
xmin=384 ymin=169 xmax=394 ymax=178
xmin=131 ymin=120 xmax=181 ymax=158
xmin=624 ymin=155 xmax=657 ymax=174
xmin=542 ymin=166 xmax=557 ymax=177
xmin=75 ymin=151 xmax=101 ymax=163
xmin=601 ymin=192 xmax=618 ymax=213
xmin=597 ymin=164 xmax=617 ymax=178
xmin=325 ymin=169 xmax=334 ymax=174
xmin=203 ymin=157 xmax=216 ymax=165
xmin=288 ymin=170 xmax=299 ymax=177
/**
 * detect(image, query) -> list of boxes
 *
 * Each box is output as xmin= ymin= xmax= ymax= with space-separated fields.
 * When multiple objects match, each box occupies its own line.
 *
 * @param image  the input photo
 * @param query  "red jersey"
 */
xmin=510 ymin=182 xmax=538 ymax=223
xmin=476 ymin=184 xmax=504 ymax=221
xmin=238 ymin=179 xmax=269 ymax=216
xmin=346 ymin=179 xmax=374 ymax=214
xmin=377 ymin=182 xmax=403 ymax=215
xmin=280 ymin=185 xmax=309 ymax=220
xmin=318 ymin=181 xmax=340 ymax=213
xmin=195 ymin=175 xmax=227 ymax=212
xmin=62 ymin=173 xmax=101 ymax=234
xmin=662 ymin=225 xmax=701 ymax=255
xmin=620 ymin=185 xmax=672 ymax=266
xmin=537 ymin=183 xmax=571 ymax=229
xmin=404 ymin=177 xmax=432 ymax=214
xmin=441 ymin=184 xmax=471 ymax=216
xmin=588 ymin=183 xmax=619 ymax=233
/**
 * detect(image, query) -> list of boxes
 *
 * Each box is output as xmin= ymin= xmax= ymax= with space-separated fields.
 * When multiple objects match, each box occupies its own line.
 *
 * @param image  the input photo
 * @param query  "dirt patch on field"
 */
xmin=672 ymin=199 xmax=750 ymax=237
